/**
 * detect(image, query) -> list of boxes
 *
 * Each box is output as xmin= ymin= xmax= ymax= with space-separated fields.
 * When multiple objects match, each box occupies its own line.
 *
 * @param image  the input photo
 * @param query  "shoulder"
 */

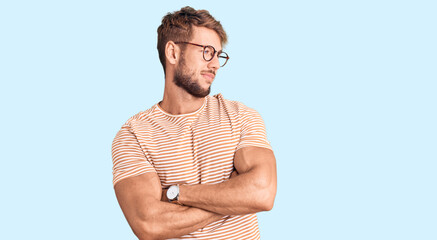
xmin=209 ymin=93 xmax=262 ymax=119
xmin=209 ymin=93 xmax=257 ymax=114
xmin=112 ymin=105 xmax=158 ymax=146
xmin=122 ymin=105 xmax=157 ymax=128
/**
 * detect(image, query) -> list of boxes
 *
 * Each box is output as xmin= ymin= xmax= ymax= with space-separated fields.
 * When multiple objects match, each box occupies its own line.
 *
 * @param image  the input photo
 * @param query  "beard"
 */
xmin=173 ymin=57 xmax=211 ymax=98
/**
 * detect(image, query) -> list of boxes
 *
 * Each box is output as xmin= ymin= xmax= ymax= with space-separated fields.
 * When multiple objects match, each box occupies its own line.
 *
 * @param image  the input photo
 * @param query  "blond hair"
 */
xmin=157 ymin=6 xmax=228 ymax=70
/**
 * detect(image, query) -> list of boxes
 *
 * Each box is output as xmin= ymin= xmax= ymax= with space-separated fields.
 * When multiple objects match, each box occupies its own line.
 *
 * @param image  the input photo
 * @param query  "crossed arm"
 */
xmin=114 ymin=146 xmax=277 ymax=240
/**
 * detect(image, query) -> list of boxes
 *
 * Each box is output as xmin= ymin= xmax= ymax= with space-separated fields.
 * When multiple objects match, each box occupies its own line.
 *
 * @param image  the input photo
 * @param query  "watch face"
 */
xmin=167 ymin=185 xmax=178 ymax=200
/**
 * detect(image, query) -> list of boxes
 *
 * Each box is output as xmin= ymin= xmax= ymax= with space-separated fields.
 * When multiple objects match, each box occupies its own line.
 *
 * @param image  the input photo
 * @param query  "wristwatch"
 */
xmin=166 ymin=185 xmax=180 ymax=203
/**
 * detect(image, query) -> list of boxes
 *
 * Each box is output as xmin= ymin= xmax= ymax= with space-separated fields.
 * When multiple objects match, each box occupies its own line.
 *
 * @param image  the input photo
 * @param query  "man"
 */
xmin=112 ymin=6 xmax=277 ymax=240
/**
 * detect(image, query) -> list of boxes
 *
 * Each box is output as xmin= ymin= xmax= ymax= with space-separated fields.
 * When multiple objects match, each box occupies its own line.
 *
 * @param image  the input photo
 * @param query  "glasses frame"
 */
xmin=174 ymin=41 xmax=229 ymax=67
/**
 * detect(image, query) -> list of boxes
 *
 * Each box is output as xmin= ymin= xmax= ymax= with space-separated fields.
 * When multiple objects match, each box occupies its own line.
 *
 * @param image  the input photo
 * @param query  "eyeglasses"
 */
xmin=174 ymin=42 xmax=230 ymax=67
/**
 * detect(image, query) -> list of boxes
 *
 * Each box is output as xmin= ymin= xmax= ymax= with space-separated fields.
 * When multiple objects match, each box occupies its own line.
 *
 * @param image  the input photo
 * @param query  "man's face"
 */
xmin=173 ymin=27 xmax=222 ymax=98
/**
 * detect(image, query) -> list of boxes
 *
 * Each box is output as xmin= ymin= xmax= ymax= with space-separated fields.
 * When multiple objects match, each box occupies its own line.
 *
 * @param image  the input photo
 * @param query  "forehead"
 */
xmin=190 ymin=26 xmax=222 ymax=51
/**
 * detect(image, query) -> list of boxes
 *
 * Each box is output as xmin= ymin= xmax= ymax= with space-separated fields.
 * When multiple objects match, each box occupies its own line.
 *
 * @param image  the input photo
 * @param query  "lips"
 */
xmin=201 ymin=72 xmax=215 ymax=82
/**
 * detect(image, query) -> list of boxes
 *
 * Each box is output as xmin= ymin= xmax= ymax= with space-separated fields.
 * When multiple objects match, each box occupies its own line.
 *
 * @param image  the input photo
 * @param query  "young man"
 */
xmin=112 ymin=6 xmax=277 ymax=240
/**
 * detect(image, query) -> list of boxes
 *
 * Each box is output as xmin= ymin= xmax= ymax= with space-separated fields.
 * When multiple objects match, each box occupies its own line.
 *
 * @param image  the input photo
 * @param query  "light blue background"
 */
xmin=1 ymin=1 xmax=436 ymax=239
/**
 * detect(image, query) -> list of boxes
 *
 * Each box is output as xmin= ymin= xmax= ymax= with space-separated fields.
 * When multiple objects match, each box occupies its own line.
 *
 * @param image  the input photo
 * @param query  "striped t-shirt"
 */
xmin=112 ymin=93 xmax=272 ymax=239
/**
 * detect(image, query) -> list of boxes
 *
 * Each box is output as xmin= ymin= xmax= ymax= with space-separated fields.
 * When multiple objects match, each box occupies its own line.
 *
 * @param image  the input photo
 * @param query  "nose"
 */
xmin=208 ymin=53 xmax=221 ymax=70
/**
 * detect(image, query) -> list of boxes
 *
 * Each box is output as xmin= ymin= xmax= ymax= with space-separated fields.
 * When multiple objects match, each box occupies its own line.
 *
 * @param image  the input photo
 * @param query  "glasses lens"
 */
xmin=203 ymin=46 xmax=215 ymax=61
xmin=218 ymin=52 xmax=229 ymax=67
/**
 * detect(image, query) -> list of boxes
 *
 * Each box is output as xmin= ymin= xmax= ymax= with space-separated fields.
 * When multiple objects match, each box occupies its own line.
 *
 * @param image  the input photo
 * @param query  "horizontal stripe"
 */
xmin=112 ymin=93 xmax=271 ymax=239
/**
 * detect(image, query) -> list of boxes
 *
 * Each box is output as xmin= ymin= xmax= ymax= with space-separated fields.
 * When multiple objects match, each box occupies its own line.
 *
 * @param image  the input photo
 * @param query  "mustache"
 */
xmin=201 ymin=70 xmax=216 ymax=76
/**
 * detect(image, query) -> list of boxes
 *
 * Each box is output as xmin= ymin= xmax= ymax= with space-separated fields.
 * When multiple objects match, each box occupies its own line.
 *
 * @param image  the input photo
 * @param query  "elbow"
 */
xmin=254 ymin=183 xmax=276 ymax=212
xmin=256 ymin=193 xmax=275 ymax=212
xmin=137 ymin=233 xmax=159 ymax=240
xmin=132 ymin=219 xmax=165 ymax=240
xmin=133 ymin=224 xmax=155 ymax=240
xmin=261 ymin=198 xmax=275 ymax=212
xmin=128 ymin=205 xmax=171 ymax=240
xmin=136 ymin=227 xmax=162 ymax=240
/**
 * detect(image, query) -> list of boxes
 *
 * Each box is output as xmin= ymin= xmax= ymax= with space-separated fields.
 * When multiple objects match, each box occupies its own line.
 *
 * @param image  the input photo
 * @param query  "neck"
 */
xmin=160 ymin=74 xmax=206 ymax=115
xmin=160 ymin=92 xmax=205 ymax=115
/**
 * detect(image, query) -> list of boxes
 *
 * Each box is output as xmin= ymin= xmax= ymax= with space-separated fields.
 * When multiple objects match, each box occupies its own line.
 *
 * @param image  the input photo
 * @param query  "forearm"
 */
xmin=132 ymin=200 xmax=224 ymax=240
xmin=178 ymin=167 xmax=275 ymax=215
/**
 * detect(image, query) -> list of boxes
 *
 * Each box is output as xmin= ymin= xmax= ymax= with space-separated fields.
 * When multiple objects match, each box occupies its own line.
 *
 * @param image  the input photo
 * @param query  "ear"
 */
xmin=165 ymin=41 xmax=180 ymax=66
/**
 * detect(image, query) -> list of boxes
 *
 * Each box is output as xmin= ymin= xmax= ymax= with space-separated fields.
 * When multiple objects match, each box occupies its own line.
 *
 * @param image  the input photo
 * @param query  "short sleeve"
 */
xmin=236 ymin=107 xmax=272 ymax=151
xmin=112 ymin=124 xmax=156 ymax=186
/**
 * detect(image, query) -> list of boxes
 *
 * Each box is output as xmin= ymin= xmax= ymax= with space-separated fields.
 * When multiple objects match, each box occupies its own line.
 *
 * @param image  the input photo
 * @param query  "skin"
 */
xmin=173 ymin=51 xmax=213 ymax=98
xmin=114 ymin=26 xmax=277 ymax=240
xmin=159 ymin=26 xmax=221 ymax=115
